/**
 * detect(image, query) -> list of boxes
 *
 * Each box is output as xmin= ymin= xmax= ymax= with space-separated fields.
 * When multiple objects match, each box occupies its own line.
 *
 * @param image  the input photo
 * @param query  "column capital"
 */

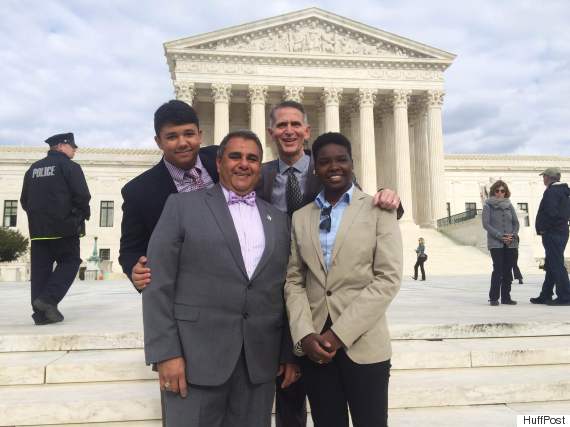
xmin=248 ymin=85 xmax=268 ymax=104
xmin=321 ymin=87 xmax=343 ymax=106
xmin=425 ymin=89 xmax=445 ymax=108
xmin=174 ymin=81 xmax=196 ymax=105
xmin=211 ymin=83 xmax=232 ymax=103
xmin=283 ymin=86 xmax=304 ymax=102
xmin=392 ymin=89 xmax=412 ymax=109
xmin=358 ymin=88 xmax=377 ymax=108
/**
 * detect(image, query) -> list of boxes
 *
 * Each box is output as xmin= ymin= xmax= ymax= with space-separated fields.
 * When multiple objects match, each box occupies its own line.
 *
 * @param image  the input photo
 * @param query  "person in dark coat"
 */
xmin=531 ymin=167 xmax=570 ymax=306
xmin=20 ymin=132 xmax=91 ymax=325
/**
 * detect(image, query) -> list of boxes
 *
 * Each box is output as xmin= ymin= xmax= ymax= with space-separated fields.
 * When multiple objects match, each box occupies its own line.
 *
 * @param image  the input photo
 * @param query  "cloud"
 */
xmin=0 ymin=0 xmax=568 ymax=155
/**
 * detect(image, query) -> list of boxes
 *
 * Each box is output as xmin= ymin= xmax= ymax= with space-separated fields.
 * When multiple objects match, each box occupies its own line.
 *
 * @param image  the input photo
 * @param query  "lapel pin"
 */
xmin=267 ymin=214 xmax=272 ymax=221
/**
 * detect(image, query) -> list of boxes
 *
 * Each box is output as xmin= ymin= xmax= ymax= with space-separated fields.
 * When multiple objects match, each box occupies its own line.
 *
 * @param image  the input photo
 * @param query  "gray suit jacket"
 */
xmin=143 ymin=184 xmax=293 ymax=386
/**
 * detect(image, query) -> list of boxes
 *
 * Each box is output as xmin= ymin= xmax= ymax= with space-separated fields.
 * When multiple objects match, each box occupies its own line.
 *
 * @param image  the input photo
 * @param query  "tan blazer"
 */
xmin=284 ymin=188 xmax=402 ymax=364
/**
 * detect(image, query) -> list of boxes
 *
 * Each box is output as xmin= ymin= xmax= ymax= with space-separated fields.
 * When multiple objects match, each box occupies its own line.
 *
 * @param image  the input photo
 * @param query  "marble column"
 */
xmin=347 ymin=102 xmax=361 ymax=182
xmin=211 ymin=83 xmax=232 ymax=145
xmin=392 ymin=89 xmax=413 ymax=221
xmin=408 ymin=117 xmax=418 ymax=224
xmin=248 ymin=85 xmax=268 ymax=160
xmin=358 ymin=88 xmax=377 ymax=195
xmin=174 ymin=81 xmax=196 ymax=106
xmin=380 ymin=100 xmax=396 ymax=190
xmin=317 ymin=103 xmax=326 ymax=137
xmin=426 ymin=89 xmax=447 ymax=225
xmin=415 ymin=108 xmax=432 ymax=227
xmin=321 ymin=88 xmax=343 ymax=132
xmin=374 ymin=108 xmax=384 ymax=189
xmin=283 ymin=86 xmax=304 ymax=103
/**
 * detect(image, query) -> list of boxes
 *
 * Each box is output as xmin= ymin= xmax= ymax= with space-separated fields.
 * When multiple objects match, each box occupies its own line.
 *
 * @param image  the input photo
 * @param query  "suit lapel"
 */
xmin=309 ymin=203 xmax=327 ymax=272
xmin=304 ymin=160 xmax=323 ymax=205
xmin=329 ymin=189 xmax=367 ymax=267
xmin=157 ymin=159 xmax=178 ymax=194
xmin=249 ymin=200 xmax=275 ymax=281
xmin=205 ymin=184 xmax=248 ymax=279
xmin=263 ymin=161 xmax=278 ymax=203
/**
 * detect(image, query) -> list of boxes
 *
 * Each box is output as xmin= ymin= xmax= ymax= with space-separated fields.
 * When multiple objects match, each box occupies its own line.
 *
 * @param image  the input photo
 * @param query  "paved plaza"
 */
xmin=0 ymin=274 xmax=567 ymax=343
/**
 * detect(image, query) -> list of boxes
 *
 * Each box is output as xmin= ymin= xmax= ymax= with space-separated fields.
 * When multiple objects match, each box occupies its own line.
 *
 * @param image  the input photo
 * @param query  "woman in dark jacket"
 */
xmin=482 ymin=180 xmax=520 ymax=306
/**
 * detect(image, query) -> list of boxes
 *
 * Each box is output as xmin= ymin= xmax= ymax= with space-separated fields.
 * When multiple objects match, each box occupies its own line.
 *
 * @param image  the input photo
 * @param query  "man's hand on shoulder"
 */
xmin=132 ymin=256 xmax=151 ymax=291
xmin=158 ymin=356 xmax=188 ymax=398
xmin=373 ymin=188 xmax=400 ymax=210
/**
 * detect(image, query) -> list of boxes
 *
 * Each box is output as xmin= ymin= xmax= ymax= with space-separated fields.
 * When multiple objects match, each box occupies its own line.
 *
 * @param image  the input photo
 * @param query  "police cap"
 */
xmin=45 ymin=132 xmax=77 ymax=148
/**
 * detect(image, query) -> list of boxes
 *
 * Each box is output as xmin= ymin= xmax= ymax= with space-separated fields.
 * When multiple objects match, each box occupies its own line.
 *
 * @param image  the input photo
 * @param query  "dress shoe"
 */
xmin=530 ymin=296 xmax=553 ymax=304
xmin=32 ymin=298 xmax=64 ymax=323
xmin=411 ymin=276 xmax=417 ymax=280
xmin=501 ymin=299 xmax=517 ymax=305
xmin=518 ymin=279 xmax=523 ymax=284
xmin=33 ymin=316 xmax=60 ymax=326
xmin=489 ymin=300 xmax=500 ymax=306
xmin=546 ymin=298 xmax=570 ymax=306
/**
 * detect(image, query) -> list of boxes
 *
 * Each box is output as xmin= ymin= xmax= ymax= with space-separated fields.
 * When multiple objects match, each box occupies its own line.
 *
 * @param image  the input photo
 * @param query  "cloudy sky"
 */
xmin=1 ymin=0 xmax=568 ymax=155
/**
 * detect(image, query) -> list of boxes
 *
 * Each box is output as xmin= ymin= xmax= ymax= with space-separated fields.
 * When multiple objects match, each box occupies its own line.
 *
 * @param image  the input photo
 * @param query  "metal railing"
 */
xmin=437 ymin=209 xmax=482 ymax=228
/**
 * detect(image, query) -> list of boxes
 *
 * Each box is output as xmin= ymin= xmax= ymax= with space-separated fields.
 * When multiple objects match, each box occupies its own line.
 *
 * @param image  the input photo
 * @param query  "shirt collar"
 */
xmin=278 ymin=153 xmax=310 ymax=175
xmin=164 ymin=156 xmax=204 ymax=181
xmin=315 ymin=184 xmax=354 ymax=209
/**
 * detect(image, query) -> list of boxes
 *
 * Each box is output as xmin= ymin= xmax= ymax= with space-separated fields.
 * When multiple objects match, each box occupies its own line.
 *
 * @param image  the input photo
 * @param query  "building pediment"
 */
xmin=165 ymin=8 xmax=455 ymax=63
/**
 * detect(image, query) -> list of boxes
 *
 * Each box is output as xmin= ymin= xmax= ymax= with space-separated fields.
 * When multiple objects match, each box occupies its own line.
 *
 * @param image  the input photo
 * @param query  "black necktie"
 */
xmin=286 ymin=167 xmax=304 ymax=215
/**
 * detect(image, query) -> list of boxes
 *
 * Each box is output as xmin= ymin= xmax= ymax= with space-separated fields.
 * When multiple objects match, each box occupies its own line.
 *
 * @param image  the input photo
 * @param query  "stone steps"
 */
xmin=18 ymin=401 xmax=570 ymax=427
xmin=2 ymin=364 xmax=569 ymax=425
xmin=2 ymin=336 xmax=570 ymax=387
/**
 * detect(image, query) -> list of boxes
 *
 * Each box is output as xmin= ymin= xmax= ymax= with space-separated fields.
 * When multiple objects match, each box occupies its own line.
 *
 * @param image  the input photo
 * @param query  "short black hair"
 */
xmin=217 ymin=129 xmax=263 ymax=160
xmin=154 ymin=100 xmax=199 ymax=136
xmin=312 ymin=132 xmax=352 ymax=162
xmin=269 ymin=100 xmax=308 ymax=128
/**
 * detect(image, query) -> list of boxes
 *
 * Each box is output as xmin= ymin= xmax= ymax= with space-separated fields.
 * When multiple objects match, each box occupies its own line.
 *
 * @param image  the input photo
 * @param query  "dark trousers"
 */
xmin=30 ymin=237 xmax=81 ymax=321
xmin=275 ymin=374 xmax=307 ymax=427
xmin=489 ymin=246 xmax=515 ymax=302
xmin=413 ymin=259 xmax=426 ymax=280
xmin=512 ymin=248 xmax=523 ymax=281
xmin=301 ymin=351 xmax=390 ymax=427
xmin=539 ymin=231 xmax=570 ymax=300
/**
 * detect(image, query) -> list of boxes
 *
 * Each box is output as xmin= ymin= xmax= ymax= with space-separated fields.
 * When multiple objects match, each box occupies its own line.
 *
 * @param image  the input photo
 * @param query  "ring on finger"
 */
xmin=164 ymin=381 xmax=171 ymax=389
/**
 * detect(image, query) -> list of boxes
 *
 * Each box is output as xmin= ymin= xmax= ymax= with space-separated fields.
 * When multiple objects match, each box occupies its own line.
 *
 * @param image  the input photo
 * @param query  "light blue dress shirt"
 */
xmin=314 ymin=184 xmax=354 ymax=271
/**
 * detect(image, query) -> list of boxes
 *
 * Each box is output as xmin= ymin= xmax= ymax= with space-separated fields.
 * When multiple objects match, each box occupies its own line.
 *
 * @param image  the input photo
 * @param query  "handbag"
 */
xmin=418 ymin=253 xmax=428 ymax=261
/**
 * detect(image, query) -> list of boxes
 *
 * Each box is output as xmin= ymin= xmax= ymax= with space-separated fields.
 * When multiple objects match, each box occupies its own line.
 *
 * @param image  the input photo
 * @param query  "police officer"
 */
xmin=20 ymin=133 xmax=91 ymax=325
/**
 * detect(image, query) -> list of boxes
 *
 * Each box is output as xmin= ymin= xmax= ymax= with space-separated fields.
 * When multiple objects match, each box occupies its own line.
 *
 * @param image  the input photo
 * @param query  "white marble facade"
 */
xmin=2 ymin=9 xmax=569 ymax=276
xmin=166 ymin=8 xmax=455 ymax=224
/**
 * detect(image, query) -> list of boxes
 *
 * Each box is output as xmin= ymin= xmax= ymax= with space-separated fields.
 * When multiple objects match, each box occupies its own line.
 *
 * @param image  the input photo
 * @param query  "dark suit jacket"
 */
xmin=143 ymin=184 xmax=293 ymax=386
xmin=256 ymin=156 xmax=404 ymax=219
xmin=119 ymin=145 xmax=219 ymax=282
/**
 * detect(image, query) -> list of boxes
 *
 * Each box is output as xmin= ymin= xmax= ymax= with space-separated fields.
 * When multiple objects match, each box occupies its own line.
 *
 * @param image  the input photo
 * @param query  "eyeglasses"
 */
xmin=319 ymin=206 xmax=332 ymax=233
xmin=495 ymin=189 xmax=506 ymax=194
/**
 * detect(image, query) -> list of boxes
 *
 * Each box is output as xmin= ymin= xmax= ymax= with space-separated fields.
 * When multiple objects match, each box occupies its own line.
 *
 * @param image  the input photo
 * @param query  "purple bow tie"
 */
xmin=228 ymin=191 xmax=256 ymax=206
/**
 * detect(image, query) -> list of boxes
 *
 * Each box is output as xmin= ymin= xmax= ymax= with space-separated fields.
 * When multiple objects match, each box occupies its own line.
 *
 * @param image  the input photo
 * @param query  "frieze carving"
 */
xmin=248 ymin=85 xmax=268 ymax=104
xmin=392 ymin=89 xmax=411 ymax=108
xmin=174 ymin=81 xmax=196 ymax=105
xmin=193 ymin=18 xmax=428 ymax=59
xmin=283 ymin=86 xmax=304 ymax=102
xmin=211 ymin=83 xmax=232 ymax=103
xmin=177 ymin=61 xmax=257 ymax=75
xmin=321 ymin=88 xmax=343 ymax=106
xmin=357 ymin=88 xmax=377 ymax=108
xmin=425 ymin=89 xmax=445 ymax=107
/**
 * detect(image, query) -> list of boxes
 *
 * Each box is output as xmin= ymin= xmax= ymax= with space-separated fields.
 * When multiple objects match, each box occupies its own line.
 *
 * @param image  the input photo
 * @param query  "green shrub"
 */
xmin=0 ymin=228 xmax=28 ymax=262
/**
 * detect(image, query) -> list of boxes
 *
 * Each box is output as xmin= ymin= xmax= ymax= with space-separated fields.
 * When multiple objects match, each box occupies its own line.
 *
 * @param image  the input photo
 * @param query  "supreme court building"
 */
xmin=165 ymin=8 xmax=453 ymax=225
xmin=1 ymin=8 xmax=569 ymax=279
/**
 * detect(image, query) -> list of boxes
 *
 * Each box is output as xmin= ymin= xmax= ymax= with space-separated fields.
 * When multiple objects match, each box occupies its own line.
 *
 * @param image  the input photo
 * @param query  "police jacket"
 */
xmin=20 ymin=150 xmax=91 ymax=239
xmin=535 ymin=182 xmax=570 ymax=235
